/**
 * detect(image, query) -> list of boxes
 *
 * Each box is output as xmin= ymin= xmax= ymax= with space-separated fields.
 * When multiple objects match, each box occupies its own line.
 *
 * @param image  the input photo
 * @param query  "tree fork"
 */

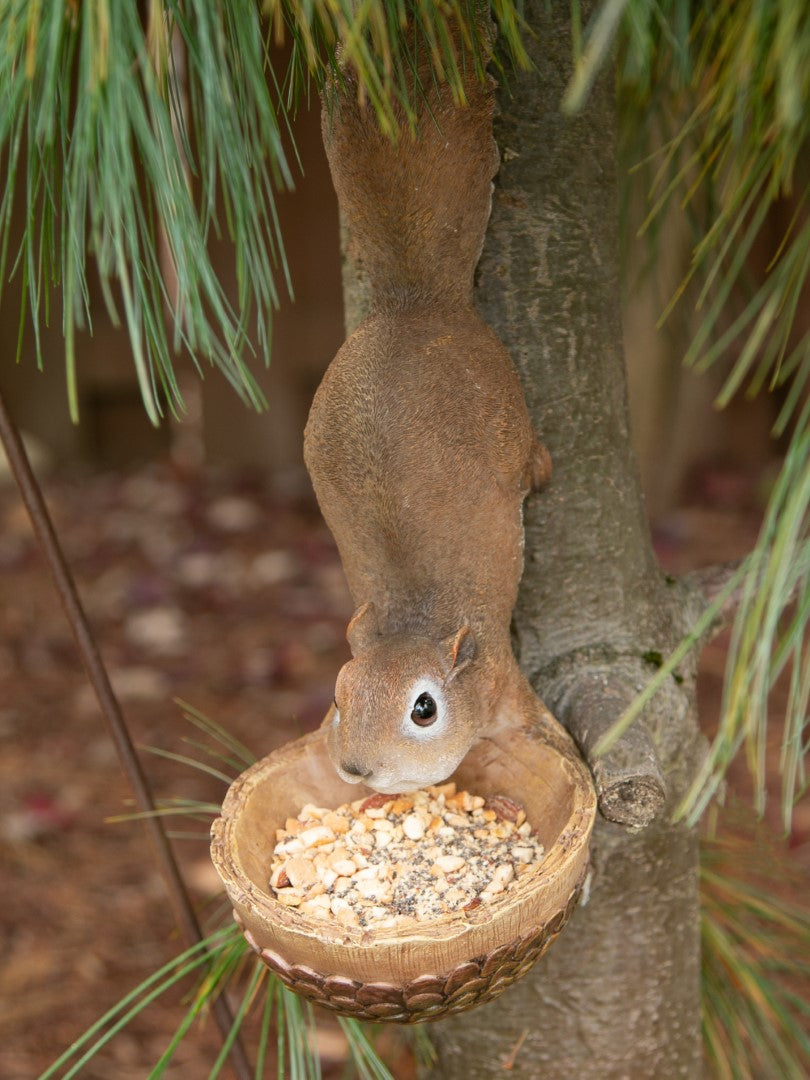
xmin=422 ymin=2 xmax=704 ymax=1075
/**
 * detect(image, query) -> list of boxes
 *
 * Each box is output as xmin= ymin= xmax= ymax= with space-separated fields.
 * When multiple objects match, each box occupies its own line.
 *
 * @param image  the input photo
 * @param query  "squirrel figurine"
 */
xmin=304 ymin=45 xmax=550 ymax=794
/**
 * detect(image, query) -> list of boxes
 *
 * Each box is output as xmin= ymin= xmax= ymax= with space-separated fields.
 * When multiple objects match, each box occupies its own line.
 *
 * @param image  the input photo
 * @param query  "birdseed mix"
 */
xmin=267 ymin=782 xmax=545 ymax=930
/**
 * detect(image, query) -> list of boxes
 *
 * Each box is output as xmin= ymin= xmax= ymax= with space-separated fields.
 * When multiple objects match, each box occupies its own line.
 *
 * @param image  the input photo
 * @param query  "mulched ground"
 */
xmin=0 ymin=458 xmax=805 ymax=1079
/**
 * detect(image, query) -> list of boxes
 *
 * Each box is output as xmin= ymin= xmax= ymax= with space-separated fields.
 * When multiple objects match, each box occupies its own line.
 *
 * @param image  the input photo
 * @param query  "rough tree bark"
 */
xmin=422 ymin=4 xmax=706 ymax=1077
xmin=338 ymin=2 xmax=706 ymax=1075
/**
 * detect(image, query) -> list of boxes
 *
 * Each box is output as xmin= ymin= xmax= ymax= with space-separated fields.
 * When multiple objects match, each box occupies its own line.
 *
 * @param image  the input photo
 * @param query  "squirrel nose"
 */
xmin=341 ymin=761 xmax=371 ymax=778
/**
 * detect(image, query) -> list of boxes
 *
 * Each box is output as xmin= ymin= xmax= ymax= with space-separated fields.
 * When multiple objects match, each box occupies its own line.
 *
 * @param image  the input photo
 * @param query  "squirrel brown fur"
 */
xmin=304 ymin=47 xmax=551 ymax=793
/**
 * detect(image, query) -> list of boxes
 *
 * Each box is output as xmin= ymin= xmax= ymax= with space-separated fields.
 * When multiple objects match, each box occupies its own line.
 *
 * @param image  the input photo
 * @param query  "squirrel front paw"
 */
xmin=527 ymin=436 xmax=552 ymax=492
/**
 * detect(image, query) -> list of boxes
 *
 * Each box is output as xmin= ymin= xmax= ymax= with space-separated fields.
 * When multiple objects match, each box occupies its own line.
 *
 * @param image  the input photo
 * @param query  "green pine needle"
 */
xmin=143 ymin=744 xmax=239 ymax=786
xmin=174 ymin=698 xmax=258 ymax=769
xmin=701 ymin=821 xmax=810 ymax=1079
xmin=339 ymin=1017 xmax=396 ymax=1080
xmin=0 ymin=0 xmax=529 ymax=425
xmin=38 ymin=924 xmax=241 ymax=1080
xmin=581 ymin=0 xmax=810 ymax=830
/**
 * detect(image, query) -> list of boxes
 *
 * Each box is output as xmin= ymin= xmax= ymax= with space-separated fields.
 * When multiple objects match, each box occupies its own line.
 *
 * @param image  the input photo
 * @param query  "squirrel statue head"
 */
xmin=328 ymin=603 xmax=479 ymax=794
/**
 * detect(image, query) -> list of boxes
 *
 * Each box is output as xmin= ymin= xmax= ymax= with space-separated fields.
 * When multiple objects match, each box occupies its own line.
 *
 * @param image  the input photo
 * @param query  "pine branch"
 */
xmin=0 ymin=1 xmax=529 ymax=424
xmin=554 ymin=668 xmax=667 ymax=828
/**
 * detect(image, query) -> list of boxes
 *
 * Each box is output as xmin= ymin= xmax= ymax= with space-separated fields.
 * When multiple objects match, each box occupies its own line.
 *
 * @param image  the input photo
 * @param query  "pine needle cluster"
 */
xmin=0 ymin=0 xmax=525 ymax=424
xmin=578 ymin=0 xmax=810 ymax=833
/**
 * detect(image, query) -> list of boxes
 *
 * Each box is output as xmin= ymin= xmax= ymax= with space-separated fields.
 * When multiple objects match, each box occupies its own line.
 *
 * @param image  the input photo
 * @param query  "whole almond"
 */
xmin=360 ymin=793 xmax=392 ymax=812
xmin=485 ymin=795 xmax=522 ymax=822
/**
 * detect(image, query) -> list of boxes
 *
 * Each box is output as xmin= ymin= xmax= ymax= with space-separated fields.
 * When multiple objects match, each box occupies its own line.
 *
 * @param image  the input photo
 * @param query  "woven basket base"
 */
xmin=236 ymin=877 xmax=584 ymax=1023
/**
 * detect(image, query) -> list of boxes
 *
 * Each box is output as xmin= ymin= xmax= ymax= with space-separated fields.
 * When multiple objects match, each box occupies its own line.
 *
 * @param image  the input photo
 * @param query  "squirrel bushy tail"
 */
xmin=321 ymin=55 xmax=498 ymax=311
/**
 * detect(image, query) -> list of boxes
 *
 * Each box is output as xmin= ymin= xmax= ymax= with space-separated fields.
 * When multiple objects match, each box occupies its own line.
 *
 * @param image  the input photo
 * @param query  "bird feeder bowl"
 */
xmin=211 ymin=709 xmax=596 ymax=1023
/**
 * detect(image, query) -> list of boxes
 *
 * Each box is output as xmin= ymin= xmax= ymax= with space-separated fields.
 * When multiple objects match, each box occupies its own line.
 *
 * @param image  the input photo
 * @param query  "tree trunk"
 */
xmin=421 ymin=3 xmax=705 ymax=1077
xmin=335 ymin=2 xmax=706 ymax=1074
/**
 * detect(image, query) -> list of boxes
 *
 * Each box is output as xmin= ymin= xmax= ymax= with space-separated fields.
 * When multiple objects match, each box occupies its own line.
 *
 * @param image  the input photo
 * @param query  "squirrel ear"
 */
xmin=346 ymin=602 xmax=379 ymax=656
xmin=442 ymin=625 xmax=476 ymax=684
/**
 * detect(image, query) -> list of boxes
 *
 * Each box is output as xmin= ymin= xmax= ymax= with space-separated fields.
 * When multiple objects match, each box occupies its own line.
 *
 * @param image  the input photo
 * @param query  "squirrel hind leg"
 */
xmin=525 ymin=434 xmax=552 ymax=492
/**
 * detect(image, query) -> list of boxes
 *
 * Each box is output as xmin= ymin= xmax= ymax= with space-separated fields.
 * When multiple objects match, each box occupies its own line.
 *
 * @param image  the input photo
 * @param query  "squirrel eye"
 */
xmin=411 ymin=692 xmax=437 ymax=726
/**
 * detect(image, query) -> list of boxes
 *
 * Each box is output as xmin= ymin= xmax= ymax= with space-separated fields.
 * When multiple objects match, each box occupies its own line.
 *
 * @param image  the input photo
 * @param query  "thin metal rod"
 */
xmin=0 ymin=389 xmax=252 ymax=1080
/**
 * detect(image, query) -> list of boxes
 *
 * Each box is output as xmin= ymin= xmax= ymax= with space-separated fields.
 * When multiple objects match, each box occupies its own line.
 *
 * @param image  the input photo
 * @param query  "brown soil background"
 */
xmin=1 ymin=460 xmax=806 ymax=1078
